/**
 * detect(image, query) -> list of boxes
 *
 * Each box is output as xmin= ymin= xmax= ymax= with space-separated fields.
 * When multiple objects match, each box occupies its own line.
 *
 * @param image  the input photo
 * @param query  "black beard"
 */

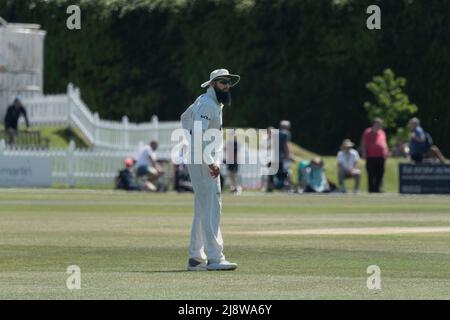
xmin=214 ymin=87 xmax=232 ymax=106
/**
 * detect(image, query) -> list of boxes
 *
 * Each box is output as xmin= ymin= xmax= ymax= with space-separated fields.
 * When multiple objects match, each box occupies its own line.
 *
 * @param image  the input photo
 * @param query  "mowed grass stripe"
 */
xmin=0 ymin=190 xmax=449 ymax=299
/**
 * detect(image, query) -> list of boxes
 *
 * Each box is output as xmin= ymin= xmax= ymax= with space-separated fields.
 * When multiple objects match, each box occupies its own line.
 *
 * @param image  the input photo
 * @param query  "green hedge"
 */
xmin=1 ymin=0 xmax=449 ymax=155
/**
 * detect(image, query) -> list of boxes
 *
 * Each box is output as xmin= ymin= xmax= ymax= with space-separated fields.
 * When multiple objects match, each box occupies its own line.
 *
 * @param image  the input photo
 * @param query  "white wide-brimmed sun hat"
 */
xmin=341 ymin=139 xmax=355 ymax=148
xmin=201 ymin=69 xmax=240 ymax=88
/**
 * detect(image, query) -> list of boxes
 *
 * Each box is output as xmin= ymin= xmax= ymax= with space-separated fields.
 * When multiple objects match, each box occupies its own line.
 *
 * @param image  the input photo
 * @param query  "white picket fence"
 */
xmin=20 ymin=83 xmax=182 ymax=150
xmin=0 ymin=140 xmax=134 ymax=187
xmin=0 ymin=139 xmax=264 ymax=189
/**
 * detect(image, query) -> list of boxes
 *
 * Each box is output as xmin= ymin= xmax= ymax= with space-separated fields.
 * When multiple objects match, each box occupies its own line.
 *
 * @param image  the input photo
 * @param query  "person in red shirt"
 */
xmin=361 ymin=118 xmax=389 ymax=193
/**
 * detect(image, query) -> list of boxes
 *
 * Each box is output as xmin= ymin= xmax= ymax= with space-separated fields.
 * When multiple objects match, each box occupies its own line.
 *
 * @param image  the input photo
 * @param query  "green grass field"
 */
xmin=1 ymin=189 xmax=450 ymax=300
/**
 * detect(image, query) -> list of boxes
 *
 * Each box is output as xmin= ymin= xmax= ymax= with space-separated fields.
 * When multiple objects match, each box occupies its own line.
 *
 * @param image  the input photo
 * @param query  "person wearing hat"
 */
xmin=3 ymin=97 xmax=30 ymax=144
xmin=337 ymin=139 xmax=361 ymax=194
xmin=180 ymin=69 xmax=240 ymax=271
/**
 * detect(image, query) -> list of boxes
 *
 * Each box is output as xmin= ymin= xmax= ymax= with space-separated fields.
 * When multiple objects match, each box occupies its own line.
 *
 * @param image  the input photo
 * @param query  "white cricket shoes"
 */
xmin=206 ymin=260 xmax=238 ymax=271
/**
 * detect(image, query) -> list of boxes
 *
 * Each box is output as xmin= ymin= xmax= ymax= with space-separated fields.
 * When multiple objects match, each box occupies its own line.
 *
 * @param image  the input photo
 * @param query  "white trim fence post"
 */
xmin=75 ymin=86 xmax=81 ymax=99
xmin=122 ymin=115 xmax=129 ymax=149
xmin=0 ymin=139 xmax=5 ymax=156
xmin=67 ymin=140 xmax=76 ymax=187
xmin=67 ymin=83 xmax=73 ymax=125
xmin=93 ymin=112 xmax=100 ymax=146
xmin=151 ymin=115 xmax=159 ymax=142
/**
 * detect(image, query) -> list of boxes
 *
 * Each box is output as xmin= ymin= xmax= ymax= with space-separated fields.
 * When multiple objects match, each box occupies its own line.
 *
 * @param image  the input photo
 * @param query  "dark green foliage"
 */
xmin=364 ymin=68 xmax=418 ymax=133
xmin=1 ymin=0 xmax=449 ymax=155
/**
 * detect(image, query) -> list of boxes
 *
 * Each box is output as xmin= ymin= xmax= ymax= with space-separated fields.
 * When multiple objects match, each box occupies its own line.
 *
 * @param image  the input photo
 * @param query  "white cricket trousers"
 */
xmin=187 ymin=163 xmax=225 ymax=263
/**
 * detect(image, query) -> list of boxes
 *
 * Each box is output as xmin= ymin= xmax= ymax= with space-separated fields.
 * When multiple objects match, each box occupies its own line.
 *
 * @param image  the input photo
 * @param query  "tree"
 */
xmin=364 ymin=69 xmax=418 ymax=144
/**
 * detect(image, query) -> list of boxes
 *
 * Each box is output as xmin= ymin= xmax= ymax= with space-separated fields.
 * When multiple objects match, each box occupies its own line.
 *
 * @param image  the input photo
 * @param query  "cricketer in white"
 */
xmin=180 ymin=69 xmax=239 ymax=271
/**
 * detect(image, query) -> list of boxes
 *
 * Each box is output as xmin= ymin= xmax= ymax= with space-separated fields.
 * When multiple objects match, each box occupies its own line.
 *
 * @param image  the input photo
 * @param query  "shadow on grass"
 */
xmin=54 ymin=127 xmax=89 ymax=148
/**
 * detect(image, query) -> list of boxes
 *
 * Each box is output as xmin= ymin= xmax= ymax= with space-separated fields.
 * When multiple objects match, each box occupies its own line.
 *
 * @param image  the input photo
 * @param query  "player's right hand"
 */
xmin=208 ymin=164 xmax=220 ymax=178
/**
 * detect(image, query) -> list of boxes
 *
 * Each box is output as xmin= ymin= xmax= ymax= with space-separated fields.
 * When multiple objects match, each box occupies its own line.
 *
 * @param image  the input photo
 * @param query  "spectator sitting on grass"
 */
xmin=298 ymin=157 xmax=335 ymax=193
xmin=408 ymin=117 xmax=446 ymax=164
xmin=115 ymin=158 xmax=144 ymax=191
xmin=135 ymin=140 xmax=164 ymax=191
xmin=174 ymin=140 xmax=193 ymax=192
xmin=391 ymin=138 xmax=409 ymax=158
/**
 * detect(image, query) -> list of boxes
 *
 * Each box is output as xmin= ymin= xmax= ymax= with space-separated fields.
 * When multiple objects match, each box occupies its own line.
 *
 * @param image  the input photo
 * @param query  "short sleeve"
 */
xmin=353 ymin=150 xmax=360 ymax=161
xmin=415 ymin=128 xmax=425 ymax=140
xmin=337 ymin=151 xmax=343 ymax=163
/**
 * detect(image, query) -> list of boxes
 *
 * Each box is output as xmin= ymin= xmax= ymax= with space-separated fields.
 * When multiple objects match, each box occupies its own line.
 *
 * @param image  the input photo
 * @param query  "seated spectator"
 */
xmin=175 ymin=165 xmax=193 ymax=192
xmin=135 ymin=140 xmax=164 ymax=192
xmin=391 ymin=138 xmax=409 ymax=158
xmin=174 ymin=141 xmax=193 ymax=192
xmin=115 ymin=158 xmax=144 ymax=191
xmin=297 ymin=159 xmax=310 ymax=191
xmin=4 ymin=97 xmax=30 ymax=145
xmin=337 ymin=139 xmax=361 ymax=194
xmin=408 ymin=118 xmax=446 ymax=164
xmin=298 ymin=157 xmax=335 ymax=193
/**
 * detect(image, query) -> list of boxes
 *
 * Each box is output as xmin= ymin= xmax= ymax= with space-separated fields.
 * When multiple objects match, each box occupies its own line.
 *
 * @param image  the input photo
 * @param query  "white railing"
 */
xmin=0 ymin=139 xmax=264 ymax=189
xmin=20 ymin=83 xmax=182 ymax=150
xmin=21 ymin=94 xmax=68 ymax=125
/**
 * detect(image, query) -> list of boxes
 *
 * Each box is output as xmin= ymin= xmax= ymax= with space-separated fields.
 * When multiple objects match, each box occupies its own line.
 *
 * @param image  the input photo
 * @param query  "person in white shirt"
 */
xmin=337 ymin=139 xmax=361 ymax=194
xmin=180 ymin=69 xmax=239 ymax=271
xmin=135 ymin=140 xmax=164 ymax=191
